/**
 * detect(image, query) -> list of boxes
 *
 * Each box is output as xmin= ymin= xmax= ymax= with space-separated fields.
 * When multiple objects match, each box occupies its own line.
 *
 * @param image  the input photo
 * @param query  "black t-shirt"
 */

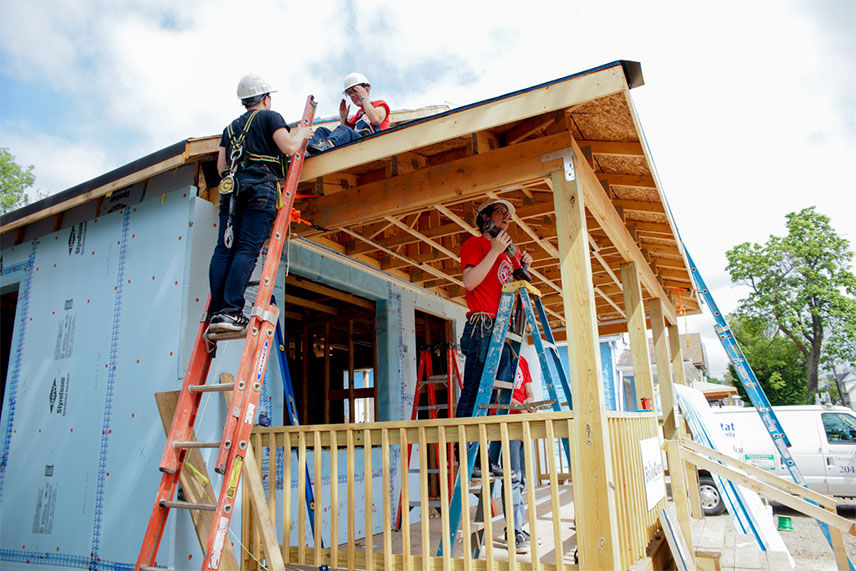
xmin=220 ymin=109 xmax=290 ymax=184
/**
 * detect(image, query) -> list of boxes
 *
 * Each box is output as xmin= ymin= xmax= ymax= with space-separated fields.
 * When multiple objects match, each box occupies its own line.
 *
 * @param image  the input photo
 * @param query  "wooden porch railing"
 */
xmin=241 ymin=411 xmax=663 ymax=570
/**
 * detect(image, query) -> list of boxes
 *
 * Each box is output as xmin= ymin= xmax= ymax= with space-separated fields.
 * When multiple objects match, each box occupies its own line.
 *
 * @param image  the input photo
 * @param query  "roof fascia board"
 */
xmin=300 ymin=64 xmax=630 ymax=181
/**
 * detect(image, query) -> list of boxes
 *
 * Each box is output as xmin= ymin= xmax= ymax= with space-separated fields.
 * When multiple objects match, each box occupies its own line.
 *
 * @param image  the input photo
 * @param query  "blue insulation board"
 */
xmin=0 ymin=188 xmax=254 ymax=570
xmin=0 ymin=183 xmax=471 ymax=569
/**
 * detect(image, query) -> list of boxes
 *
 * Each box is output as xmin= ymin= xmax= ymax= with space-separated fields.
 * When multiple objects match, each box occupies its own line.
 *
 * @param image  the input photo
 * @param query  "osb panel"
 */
xmin=622 ymin=211 xmax=668 ymax=224
xmin=595 ymin=155 xmax=649 ymax=176
xmin=611 ymin=187 xmax=660 ymax=202
xmin=569 ymin=93 xmax=636 ymax=142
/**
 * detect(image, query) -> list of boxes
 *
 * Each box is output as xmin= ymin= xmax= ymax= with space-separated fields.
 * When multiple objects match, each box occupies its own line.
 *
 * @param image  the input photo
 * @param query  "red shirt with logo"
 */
xmin=512 ymin=357 xmax=533 ymax=414
xmin=460 ymin=235 xmax=513 ymax=317
xmin=346 ymin=99 xmax=391 ymax=132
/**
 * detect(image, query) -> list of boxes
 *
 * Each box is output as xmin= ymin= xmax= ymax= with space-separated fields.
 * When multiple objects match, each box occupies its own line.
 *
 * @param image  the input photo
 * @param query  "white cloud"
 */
xmin=2 ymin=0 xmax=854 ymax=380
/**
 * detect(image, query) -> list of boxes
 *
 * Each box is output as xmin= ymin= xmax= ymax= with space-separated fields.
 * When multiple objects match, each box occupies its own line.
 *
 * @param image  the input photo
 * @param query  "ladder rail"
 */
xmin=271 ymin=295 xmax=321 ymax=544
xmin=137 ymin=95 xmax=316 ymax=571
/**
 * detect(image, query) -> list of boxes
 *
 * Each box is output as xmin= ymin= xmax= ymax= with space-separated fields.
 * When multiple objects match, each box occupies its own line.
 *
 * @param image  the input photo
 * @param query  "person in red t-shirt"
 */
xmin=307 ymin=72 xmax=391 ymax=154
xmin=455 ymin=198 xmax=532 ymax=482
xmin=456 ymin=198 xmax=533 ymax=418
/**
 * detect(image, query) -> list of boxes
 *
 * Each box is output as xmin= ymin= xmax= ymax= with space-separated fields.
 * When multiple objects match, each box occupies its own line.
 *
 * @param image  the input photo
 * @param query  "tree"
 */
xmin=726 ymin=207 xmax=856 ymax=401
xmin=725 ymin=314 xmax=807 ymax=406
xmin=0 ymin=148 xmax=35 ymax=215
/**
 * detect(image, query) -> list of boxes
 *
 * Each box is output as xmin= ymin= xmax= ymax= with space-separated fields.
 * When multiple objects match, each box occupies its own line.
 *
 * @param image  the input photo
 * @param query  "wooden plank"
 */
xmin=668 ymin=324 xmax=688 ymax=386
xmin=828 ymin=509 xmax=850 ymax=571
xmin=682 ymin=449 xmax=855 ymax=533
xmin=243 ymin=440 xmax=286 ymax=571
xmin=650 ymin=298 xmax=676 ymax=438
xmin=283 ymin=433 xmax=292 ymax=564
xmin=500 ymin=423 xmax=518 ymax=569
xmin=664 ymin=440 xmax=694 ymax=559
xmin=364 ymin=428 xmax=374 ymax=569
xmin=545 ymin=420 xmax=566 ymax=571
xmin=329 ymin=430 xmax=339 ymax=568
xmin=681 ymin=439 xmax=839 ymax=510
xmin=400 ymin=428 xmax=412 ymax=569
xmin=598 ymin=174 xmax=656 ymax=188
xmin=458 ymin=425 xmax=472 ymax=571
xmin=522 ymin=421 xmax=541 ymax=570
xmin=621 ymin=262 xmax=655 ymax=405
xmin=300 ymin=64 xmax=628 ymax=180
xmin=658 ymin=508 xmax=697 ymax=571
xmin=382 ymin=429 xmax=393 ymax=571
xmin=733 ymin=533 xmax=760 ymax=569
xmin=578 ymin=140 xmax=644 ymax=157
xmin=153 ymin=391 xmax=240 ymax=571
xmin=550 ymin=166 xmax=619 ymax=568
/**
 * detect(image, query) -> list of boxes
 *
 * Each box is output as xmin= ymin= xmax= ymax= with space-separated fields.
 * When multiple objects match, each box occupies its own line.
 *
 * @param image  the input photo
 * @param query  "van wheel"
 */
xmin=698 ymin=476 xmax=725 ymax=516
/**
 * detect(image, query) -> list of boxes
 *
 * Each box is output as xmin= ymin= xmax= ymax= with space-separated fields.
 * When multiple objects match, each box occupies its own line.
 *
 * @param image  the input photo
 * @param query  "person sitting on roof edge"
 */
xmin=207 ymin=73 xmax=311 ymax=334
xmin=306 ymin=72 xmax=390 ymax=155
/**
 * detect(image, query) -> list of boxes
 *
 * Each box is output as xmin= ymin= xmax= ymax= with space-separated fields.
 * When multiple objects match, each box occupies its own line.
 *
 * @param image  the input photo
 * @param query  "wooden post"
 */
xmin=551 ymin=167 xmax=620 ymax=569
xmin=668 ymin=324 xmax=688 ymax=386
xmin=621 ymin=262 xmax=655 ymax=408
xmin=650 ymin=298 xmax=677 ymax=438
xmin=664 ymin=440 xmax=695 ymax=561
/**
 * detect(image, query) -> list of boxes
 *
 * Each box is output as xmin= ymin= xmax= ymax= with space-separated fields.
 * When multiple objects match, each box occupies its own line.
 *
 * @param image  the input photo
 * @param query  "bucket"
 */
xmin=640 ymin=397 xmax=653 ymax=410
xmin=777 ymin=516 xmax=793 ymax=531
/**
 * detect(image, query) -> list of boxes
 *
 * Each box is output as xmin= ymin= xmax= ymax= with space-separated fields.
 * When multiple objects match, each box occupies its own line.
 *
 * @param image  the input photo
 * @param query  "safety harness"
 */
xmin=218 ymin=110 xmax=289 ymax=248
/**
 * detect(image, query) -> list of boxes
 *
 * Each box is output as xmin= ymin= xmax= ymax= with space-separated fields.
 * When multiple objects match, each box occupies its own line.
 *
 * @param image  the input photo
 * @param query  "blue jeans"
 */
xmin=310 ymin=125 xmax=365 ymax=148
xmin=502 ymin=439 xmax=526 ymax=533
xmin=455 ymin=314 xmax=515 ymax=418
xmin=208 ymin=181 xmax=277 ymax=314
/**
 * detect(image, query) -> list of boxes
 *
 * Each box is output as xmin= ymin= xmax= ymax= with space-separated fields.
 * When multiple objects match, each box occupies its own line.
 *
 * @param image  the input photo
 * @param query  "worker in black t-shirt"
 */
xmin=207 ymin=73 xmax=311 ymax=333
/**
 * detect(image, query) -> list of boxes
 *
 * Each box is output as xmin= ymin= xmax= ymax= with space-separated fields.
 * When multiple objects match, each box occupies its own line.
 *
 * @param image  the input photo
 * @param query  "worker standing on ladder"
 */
xmin=208 ymin=73 xmax=312 ymax=333
xmin=456 ymin=198 xmax=532 ymax=477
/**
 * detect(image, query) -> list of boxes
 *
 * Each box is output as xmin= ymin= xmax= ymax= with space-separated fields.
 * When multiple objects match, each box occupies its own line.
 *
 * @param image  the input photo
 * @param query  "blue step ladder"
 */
xmin=269 ymin=294 xmax=323 ymax=547
xmin=440 ymin=280 xmax=573 ymax=557
xmin=685 ymin=249 xmax=852 ymax=569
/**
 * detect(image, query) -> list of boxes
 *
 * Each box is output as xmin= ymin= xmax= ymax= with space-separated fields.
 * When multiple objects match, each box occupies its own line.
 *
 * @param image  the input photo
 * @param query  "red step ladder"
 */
xmin=136 ymin=95 xmax=317 ymax=571
xmin=395 ymin=344 xmax=463 ymax=529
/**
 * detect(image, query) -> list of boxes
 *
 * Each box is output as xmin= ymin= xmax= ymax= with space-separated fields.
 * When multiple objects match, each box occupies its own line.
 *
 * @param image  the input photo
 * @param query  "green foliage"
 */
xmin=0 ymin=148 xmax=35 ymax=215
xmin=726 ymin=207 xmax=856 ymax=401
xmin=725 ymin=314 xmax=808 ymax=405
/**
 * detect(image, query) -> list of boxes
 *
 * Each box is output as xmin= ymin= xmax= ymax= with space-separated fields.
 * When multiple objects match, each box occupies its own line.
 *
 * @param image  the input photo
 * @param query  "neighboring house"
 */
xmin=617 ymin=331 xmax=738 ymax=408
xmin=832 ymin=370 xmax=856 ymax=410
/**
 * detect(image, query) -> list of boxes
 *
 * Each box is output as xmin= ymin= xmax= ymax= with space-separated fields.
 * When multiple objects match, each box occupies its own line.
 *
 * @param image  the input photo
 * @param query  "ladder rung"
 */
xmin=160 ymin=500 xmax=216 ymax=511
xmin=173 ymin=440 xmax=220 ymax=449
xmin=420 ymin=378 xmax=450 ymax=386
xmin=506 ymin=332 xmax=522 ymax=343
xmin=428 ymin=375 xmax=449 ymax=381
xmin=493 ymin=381 xmax=514 ymax=390
xmin=205 ymin=330 xmax=246 ymax=342
xmin=141 ymin=566 xmax=174 ymax=571
xmin=540 ymin=338 xmax=556 ymax=350
xmin=409 ymin=499 xmax=443 ymax=508
xmin=415 ymin=405 xmax=449 ymax=411
xmin=188 ymin=382 xmax=235 ymax=393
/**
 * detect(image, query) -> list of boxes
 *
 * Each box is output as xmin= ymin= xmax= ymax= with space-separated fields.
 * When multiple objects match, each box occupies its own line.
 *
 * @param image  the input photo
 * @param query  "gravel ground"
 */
xmin=771 ymin=503 xmax=856 ymax=570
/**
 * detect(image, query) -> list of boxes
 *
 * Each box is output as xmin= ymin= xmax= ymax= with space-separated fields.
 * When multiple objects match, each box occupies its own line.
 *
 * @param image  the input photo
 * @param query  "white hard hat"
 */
xmin=237 ymin=73 xmax=276 ymax=100
xmin=475 ymin=199 xmax=516 ymax=224
xmin=343 ymin=72 xmax=370 ymax=92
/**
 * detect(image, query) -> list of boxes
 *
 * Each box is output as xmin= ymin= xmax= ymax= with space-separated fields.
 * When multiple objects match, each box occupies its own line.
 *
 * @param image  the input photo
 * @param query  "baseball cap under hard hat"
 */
xmin=474 ymin=199 xmax=515 ymax=225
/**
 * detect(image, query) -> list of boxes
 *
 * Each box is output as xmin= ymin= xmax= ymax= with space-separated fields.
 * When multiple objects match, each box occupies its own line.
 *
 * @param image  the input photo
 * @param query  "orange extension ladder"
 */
xmin=135 ymin=96 xmax=317 ymax=571
xmin=395 ymin=344 xmax=463 ymax=530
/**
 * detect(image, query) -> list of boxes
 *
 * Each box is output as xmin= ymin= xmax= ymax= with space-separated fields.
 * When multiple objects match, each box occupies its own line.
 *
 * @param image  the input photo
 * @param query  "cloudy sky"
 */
xmin=2 ymin=0 xmax=854 ymax=378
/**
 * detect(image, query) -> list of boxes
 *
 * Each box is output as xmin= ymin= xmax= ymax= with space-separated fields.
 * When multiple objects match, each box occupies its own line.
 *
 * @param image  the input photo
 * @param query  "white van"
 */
xmin=697 ymin=405 xmax=856 ymax=515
